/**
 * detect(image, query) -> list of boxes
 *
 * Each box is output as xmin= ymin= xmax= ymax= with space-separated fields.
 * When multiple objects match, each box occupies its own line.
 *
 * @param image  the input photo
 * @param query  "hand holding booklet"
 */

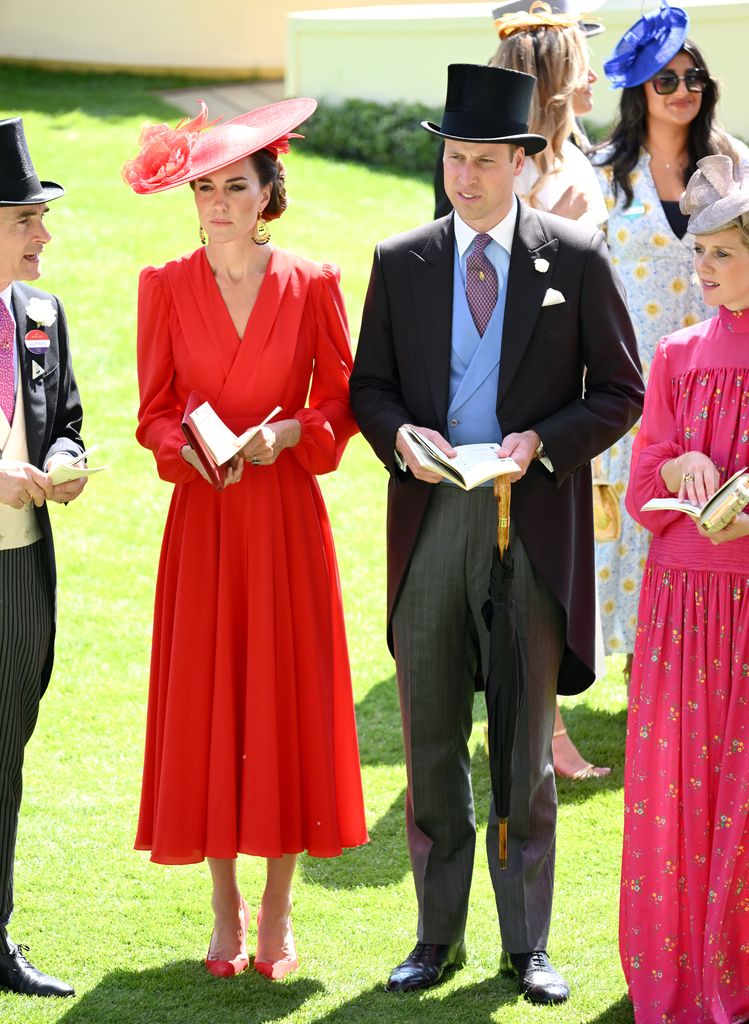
xmin=641 ymin=466 xmax=749 ymax=533
xmin=399 ymin=425 xmax=520 ymax=490
xmin=48 ymin=445 xmax=107 ymax=485
xmin=181 ymin=392 xmax=281 ymax=491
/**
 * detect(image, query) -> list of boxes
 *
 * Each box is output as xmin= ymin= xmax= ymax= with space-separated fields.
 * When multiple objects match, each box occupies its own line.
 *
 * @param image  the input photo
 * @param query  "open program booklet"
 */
xmin=399 ymin=426 xmax=520 ymax=490
xmin=641 ymin=466 xmax=749 ymax=533
xmin=182 ymin=393 xmax=281 ymax=490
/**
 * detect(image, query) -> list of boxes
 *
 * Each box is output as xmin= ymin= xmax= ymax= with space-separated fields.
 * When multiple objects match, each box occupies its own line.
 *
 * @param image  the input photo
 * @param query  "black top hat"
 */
xmin=422 ymin=64 xmax=547 ymax=155
xmin=0 ymin=117 xmax=64 ymax=207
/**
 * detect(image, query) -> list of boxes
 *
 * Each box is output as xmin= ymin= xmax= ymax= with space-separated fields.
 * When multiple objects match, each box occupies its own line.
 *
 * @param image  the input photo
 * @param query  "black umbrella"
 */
xmin=481 ymin=477 xmax=526 ymax=869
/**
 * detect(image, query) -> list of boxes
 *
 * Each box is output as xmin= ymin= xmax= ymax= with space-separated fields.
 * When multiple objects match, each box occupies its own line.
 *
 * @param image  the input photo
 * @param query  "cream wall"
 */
xmin=288 ymin=1 xmax=749 ymax=139
xmin=0 ymin=0 xmax=437 ymax=78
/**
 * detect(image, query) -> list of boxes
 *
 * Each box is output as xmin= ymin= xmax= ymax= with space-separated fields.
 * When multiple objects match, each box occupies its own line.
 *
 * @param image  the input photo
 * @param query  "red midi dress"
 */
xmin=134 ymin=246 xmax=368 ymax=864
xmin=622 ymin=306 xmax=749 ymax=1023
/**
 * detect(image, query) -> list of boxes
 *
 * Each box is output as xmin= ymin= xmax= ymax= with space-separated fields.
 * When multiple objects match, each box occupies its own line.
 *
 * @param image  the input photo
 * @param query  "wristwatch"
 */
xmin=533 ymin=439 xmax=546 ymax=461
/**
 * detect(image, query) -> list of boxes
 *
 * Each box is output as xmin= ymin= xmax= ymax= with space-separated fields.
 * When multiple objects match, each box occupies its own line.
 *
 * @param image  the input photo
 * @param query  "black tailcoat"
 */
xmin=10 ymin=282 xmax=84 ymax=693
xmin=350 ymin=202 xmax=644 ymax=695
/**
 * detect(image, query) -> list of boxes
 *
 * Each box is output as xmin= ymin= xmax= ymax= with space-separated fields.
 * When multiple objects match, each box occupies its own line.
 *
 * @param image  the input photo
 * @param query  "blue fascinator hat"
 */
xmin=603 ymin=1 xmax=688 ymax=89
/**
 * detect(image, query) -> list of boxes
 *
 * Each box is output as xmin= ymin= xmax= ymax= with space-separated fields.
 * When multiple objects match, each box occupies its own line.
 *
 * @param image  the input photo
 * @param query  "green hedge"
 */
xmin=301 ymin=99 xmax=669 ymax=175
xmin=302 ymin=98 xmax=443 ymax=177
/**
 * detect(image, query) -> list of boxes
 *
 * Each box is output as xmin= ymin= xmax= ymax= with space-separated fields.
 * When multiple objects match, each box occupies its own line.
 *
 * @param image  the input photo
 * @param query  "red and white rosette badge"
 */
xmin=24 ymin=297 xmax=56 ymax=355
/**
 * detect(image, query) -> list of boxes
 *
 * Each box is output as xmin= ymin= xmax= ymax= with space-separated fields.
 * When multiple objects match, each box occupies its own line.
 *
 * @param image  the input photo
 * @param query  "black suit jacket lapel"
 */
xmin=408 ymin=215 xmax=455 ymax=426
xmin=11 ymin=283 xmax=46 ymax=466
xmin=498 ymin=204 xmax=559 ymax=406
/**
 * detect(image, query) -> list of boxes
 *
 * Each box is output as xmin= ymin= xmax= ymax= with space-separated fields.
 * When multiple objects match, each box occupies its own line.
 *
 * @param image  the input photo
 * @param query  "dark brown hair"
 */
xmin=592 ymin=40 xmax=739 ymax=208
xmin=250 ymin=149 xmax=287 ymax=221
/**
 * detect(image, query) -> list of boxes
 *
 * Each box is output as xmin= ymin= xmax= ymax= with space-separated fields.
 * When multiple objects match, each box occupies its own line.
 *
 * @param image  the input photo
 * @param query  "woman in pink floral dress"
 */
xmin=622 ymin=155 xmax=749 ymax=1024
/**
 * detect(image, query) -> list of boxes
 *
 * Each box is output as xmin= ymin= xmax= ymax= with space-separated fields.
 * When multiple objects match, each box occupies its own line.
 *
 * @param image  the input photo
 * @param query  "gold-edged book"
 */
xmin=641 ymin=466 xmax=749 ymax=533
xmin=181 ymin=393 xmax=281 ymax=491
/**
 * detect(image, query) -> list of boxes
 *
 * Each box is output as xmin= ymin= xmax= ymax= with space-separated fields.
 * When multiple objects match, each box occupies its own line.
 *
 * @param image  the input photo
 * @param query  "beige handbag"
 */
xmin=592 ymin=454 xmax=621 ymax=543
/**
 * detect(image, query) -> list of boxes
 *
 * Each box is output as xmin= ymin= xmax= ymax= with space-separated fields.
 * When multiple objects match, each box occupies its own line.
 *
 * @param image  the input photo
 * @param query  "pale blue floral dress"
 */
xmin=593 ymin=147 xmax=711 ymax=655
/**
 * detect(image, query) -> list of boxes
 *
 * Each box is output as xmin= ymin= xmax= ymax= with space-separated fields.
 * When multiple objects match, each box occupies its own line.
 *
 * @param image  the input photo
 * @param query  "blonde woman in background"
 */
xmin=493 ymin=1 xmax=607 ymax=229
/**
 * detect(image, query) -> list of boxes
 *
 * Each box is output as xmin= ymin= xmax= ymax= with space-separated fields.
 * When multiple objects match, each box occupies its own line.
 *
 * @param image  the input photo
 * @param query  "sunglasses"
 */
xmin=650 ymin=68 xmax=710 ymax=95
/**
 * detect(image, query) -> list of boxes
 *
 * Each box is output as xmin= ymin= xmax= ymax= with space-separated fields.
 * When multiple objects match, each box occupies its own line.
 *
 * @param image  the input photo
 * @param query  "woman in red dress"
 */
xmin=622 ymin=155 xmax=749 ymax=1022
xmin=122 ymin=100 xmax=368 ymax=980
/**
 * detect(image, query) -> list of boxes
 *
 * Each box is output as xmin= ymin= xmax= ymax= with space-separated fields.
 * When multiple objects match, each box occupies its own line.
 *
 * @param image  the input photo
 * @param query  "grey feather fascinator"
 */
xmin=680 ymin=154 xmax=749 ymax=236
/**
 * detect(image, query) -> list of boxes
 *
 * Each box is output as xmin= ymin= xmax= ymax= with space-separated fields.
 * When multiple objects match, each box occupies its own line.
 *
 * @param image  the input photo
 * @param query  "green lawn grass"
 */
xmin=0 ymin=66 xmax=633 ymax=1023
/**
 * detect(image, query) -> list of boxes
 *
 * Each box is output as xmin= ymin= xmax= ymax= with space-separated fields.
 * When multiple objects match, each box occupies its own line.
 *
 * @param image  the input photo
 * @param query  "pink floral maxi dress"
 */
xmin=622 ymin=306 xmax=749 ymax=1024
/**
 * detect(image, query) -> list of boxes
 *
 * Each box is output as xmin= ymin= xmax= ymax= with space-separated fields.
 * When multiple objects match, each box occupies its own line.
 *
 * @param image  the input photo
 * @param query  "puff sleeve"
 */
xmin=289 ymin=264 xmax=357 ymax=475
xmin=135 ymin=266 xmax=198 ymax=485
xmin=625 ymin=338 xmax=684 ymax=535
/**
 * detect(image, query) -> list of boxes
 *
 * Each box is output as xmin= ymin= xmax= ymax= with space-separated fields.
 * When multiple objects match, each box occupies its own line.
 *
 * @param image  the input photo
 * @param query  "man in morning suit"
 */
xmin=349 ymin=64 xmax=643 ymax=1004
xmin=0 ymin=116 xmax=87 ymax=997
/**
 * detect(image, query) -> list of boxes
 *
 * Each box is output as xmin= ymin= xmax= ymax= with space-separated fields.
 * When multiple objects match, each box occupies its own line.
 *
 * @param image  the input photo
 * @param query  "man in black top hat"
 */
xmin=350 ymin=64 xmax=643 ymax=1004
xmin=0 ymin=116 xmax=86 ymax=997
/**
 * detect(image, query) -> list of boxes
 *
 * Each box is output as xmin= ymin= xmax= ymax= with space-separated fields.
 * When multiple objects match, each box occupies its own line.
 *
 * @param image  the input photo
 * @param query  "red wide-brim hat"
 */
xmin=122 ymin=96 xmax=317 ymax=195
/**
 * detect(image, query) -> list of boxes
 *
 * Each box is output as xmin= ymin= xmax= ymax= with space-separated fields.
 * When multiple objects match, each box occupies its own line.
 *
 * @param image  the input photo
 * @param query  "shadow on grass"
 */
xmin=307 ymin=976 xmax=518 ymax=1024
xmin=587 ymin=994 xmax=634 ymax=1023
xmin=57 ymin=960 xmax=323 ymax=1024
xmin=355 ymin=675 xmax=403 ymax=767
xmin=302 ymin=786 xmax=410 ymax=889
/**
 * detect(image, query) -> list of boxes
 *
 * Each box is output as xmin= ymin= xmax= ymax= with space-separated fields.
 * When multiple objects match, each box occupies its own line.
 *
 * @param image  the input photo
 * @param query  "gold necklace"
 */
xmin=646 ymin=146 xmax=686 ymax=171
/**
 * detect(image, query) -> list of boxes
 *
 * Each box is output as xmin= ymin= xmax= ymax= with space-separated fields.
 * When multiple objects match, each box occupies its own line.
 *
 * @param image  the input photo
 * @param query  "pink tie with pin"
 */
xmin=0 ymin=298 xmax=15 ymax=426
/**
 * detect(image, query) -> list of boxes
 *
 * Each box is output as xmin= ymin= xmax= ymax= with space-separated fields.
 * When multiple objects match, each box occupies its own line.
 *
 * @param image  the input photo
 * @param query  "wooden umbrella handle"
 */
xmin=494 ymin=475 xmax=511 ymax=556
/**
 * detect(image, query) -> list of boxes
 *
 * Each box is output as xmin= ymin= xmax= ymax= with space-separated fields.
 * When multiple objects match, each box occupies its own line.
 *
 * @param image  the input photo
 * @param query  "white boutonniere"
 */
xmin=534 ymin=257 xmax=550 ymax=274
xmin=25 ymin=297 xmax=56 ymax=328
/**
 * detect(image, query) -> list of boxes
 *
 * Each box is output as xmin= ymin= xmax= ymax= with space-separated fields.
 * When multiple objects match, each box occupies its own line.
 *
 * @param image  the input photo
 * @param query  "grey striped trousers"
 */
xmin=392 ymin=486 xmax=564 ymax=952
xmin=0 ymin=541 xmax=52 ymax=951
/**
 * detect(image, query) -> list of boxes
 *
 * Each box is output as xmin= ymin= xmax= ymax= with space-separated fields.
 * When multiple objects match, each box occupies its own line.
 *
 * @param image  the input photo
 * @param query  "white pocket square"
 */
xmin=542 ymin=288 xmax=565 ymax=307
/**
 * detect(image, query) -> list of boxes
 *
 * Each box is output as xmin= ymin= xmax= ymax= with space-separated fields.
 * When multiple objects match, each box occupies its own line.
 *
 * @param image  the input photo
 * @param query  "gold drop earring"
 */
xmin=252 ymin=214 xmax=271 ymax=246
xmin=199 ymin=226 xmax=208 ymax=245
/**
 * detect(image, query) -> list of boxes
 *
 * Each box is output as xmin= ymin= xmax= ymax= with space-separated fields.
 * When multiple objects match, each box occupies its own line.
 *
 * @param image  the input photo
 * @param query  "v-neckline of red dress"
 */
xmin=200 ymin=244 xmax=275 ymax=344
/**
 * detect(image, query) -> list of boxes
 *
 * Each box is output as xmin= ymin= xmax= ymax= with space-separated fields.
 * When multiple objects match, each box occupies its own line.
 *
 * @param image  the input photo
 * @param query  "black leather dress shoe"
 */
xmin=500 ymin=949 xmax=569 ymax=1005
xmin=386 ymin=940 xmax=466 ymax=992
xmin=0 ymin=942 xmax=74 ymax=997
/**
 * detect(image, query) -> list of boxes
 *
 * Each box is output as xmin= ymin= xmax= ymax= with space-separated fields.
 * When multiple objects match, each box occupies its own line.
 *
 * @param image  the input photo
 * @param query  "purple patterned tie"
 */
xmin=0 ymin=298 xmax=14 ymax=426
xmin=465 ymin=233 xmax=499 ymax=337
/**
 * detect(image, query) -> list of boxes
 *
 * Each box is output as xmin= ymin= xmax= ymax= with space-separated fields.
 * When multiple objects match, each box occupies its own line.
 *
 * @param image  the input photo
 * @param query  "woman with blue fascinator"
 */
xmin=591 ymin=1 xmax=749 ymax=683
xmin=622 ymin=154 xmax=749 ymax=1024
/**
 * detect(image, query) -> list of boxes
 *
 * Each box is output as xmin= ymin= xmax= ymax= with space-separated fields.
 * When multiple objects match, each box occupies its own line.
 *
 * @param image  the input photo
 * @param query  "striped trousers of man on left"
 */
xmin=0 ymin=543 xmax=52 ymax=955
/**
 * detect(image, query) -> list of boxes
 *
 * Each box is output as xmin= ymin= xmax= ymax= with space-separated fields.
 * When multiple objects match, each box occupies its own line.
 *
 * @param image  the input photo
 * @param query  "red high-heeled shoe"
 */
xmin=205 ymin=896 xmax=249 ymax=977
xmin=254 ymin=907 xmax=298 ymax=980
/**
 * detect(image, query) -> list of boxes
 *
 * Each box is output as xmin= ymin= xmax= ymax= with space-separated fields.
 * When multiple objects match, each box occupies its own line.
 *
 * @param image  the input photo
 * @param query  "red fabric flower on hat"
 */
xmin=121 ymin=102 xmax=220 ymax=194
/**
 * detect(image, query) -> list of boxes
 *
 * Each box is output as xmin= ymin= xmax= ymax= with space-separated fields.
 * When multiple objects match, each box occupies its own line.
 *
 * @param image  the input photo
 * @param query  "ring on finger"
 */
xmin=682 ymin=472 xmax=694 ymax=484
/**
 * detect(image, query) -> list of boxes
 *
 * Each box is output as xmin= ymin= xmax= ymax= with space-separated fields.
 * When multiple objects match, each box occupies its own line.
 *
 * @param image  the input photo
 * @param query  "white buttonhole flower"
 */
xmin=534 ymin=258 xmax=550 ymax=274
xmin=25 ymin=297 xmax=57 ymax=328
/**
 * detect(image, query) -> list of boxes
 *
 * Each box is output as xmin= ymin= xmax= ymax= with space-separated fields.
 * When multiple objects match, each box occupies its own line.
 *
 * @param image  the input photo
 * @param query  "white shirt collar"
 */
xmin=453 ymin=198 xmax=518 ymax=258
